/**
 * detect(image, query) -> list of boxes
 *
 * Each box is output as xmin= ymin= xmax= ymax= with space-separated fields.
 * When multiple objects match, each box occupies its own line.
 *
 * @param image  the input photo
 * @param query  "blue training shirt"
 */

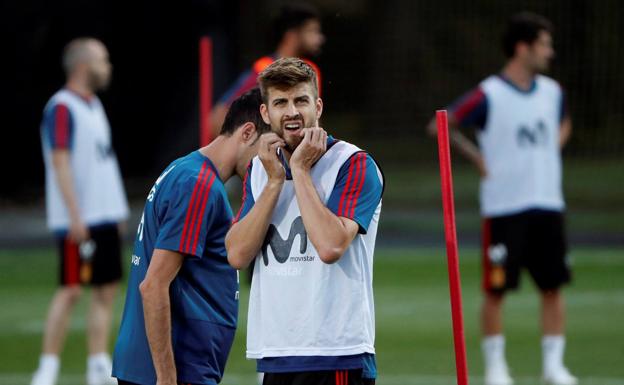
xmin=112 ymin=151 xmax=238 ymax=385
xmin=234 ymin=137 xmax=383 ymax=378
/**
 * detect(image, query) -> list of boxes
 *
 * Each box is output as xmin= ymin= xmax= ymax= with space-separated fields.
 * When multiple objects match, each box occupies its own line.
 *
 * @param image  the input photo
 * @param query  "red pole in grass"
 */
xmin=199 ymin=36 xmax=213 ymax=147
xmin=436 ymin=110 xmax=469 ymax=385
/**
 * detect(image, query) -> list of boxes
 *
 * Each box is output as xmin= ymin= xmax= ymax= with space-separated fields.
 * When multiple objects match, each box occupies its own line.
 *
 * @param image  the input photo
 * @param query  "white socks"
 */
xmin=482 ymin=334 xmax=508 ymax=369
xmin=483 ymin=334 xmax=568 ymax=370
xmin=542 ymin=335 xmax=565 ymax=372
xmin=87 ymin=353 xmax=115 ymax=385
xmin=31 ymin=355 xmax=60 ymax=385
xmin=38 ymin=354 xmax=60 ymax=374
xmin=87 ymin=352 xmax=112 ymax=371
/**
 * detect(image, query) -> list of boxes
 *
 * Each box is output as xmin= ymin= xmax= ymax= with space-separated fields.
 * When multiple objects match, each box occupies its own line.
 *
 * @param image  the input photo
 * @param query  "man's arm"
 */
xmin=226 ymin=133 xmax=286 ymax=270
xmin=559 ymin=115 xmax=572 ymax=148
xmin=426 ymin=87 xmax=488 ymax=177
xmin=44 ymin=103 xmax=88 ymax=242
xmin=139 ymin=249 xmax=184 ymax=385
xmin=290 ymin=128 xmax=359 ymax=264
xmin=292 ymin=168 xmax=359 ymax=264
xmin=52 ymin=150 xmax=89 ymax=243
xmin=427 ymin=115 xmax=487 ymax=177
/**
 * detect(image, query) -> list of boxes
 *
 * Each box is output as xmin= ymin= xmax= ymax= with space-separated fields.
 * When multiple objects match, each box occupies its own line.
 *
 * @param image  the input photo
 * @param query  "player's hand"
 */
xmin=290 ymin=126 xmax=327 ymax=173
xmin=68 ymin=218 xmax=90 ymax=243
xmin=258 ymin=133 xmax=286 ymax=183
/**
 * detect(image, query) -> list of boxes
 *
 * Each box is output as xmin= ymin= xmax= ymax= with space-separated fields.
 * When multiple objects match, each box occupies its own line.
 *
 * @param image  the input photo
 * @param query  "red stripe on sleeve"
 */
xmin=55 ymin=104 xmax=70 ymax=148
xmin=337 ymin=154 xmax=358 ymax=216
xmin=179 ymin=162 xmax=208 ymax=252
xmin=182 ymin=167 xmax=212 ymax=253
xmin=183 ymin=168 xmax=213 ymax=253
xmin=344 ymin=153 xmax=364 ymax=218
xmin=189 ymin=171 xmax=217 ymax=255
xmin=454 ymin=88 xmax=485 ymax=123
xmin=348 ymin=154 xmax=367 ymax=218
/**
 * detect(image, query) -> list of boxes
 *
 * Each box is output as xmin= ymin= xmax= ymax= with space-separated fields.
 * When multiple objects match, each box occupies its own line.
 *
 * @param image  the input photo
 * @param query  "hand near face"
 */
xmin=258 ymin=133 xmax=286 ymax=183
xmin=290 ymin=126 xmax=327 ymax=172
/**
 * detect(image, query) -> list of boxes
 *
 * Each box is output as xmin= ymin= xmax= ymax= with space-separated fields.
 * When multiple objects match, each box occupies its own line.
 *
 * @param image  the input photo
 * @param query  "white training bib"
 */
xmin=478 ymin=75 xmax=565 ymax=217
xmin=41 ymin=89 xmax=129 ymax=230
xmin=246 ymin=141 xmax=380 ymax=359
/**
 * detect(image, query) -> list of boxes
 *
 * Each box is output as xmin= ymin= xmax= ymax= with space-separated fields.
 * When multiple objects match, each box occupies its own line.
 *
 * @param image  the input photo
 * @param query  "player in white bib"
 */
xmin=427 ymin=12 xmax=575 ymax=385
xmin=227 ymin=58 xmax=383 ymax=385
xmin=32 ymin=38 xmax=129 ymax=385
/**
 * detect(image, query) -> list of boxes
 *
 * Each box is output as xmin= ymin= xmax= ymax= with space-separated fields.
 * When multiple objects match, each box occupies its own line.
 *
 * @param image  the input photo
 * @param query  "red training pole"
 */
xmin=436 ymin=110 xmax=469 ymax=385
xmin=199 ymin=36 xmax=213 ymax=147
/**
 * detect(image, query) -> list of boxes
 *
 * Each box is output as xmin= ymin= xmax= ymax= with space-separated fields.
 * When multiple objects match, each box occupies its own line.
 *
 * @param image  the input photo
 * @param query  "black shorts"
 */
xmin=263 ymin=369 xmax=375 ymax=385
xmin=481 ymin=210 xmax=571 ymax=293
xmin=56 ymin=223 xmax=122 ymax=286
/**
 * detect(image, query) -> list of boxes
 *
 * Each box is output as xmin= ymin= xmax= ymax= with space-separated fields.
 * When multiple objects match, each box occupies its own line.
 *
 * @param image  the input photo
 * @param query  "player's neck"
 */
xmin=65 ymin=79 xmax=95 ymax=100
xmin=501 ymin=61 xmax=536 ymax=91
xmin=199 ymin=136 xmax=236 ymax=182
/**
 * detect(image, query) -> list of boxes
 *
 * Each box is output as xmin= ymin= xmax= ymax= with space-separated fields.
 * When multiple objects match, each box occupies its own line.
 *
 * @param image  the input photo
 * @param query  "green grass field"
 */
xmin=0 ymin=246 xmax=622 ymax=385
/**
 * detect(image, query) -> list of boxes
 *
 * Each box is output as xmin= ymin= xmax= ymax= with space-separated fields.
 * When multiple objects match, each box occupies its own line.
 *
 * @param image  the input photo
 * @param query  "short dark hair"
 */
xmin=502 ymin=12 xmax=553 ymax=58
xmin=220 ymin=88 xmax=271 ymax=136
xmin=257 ymin=57 xmax=318 ymax=103
xmin=271 ymin=2 xmax=320 ymax=46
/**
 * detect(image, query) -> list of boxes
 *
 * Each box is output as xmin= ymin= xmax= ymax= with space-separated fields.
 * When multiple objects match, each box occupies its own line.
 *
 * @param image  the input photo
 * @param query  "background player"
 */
xmin=32 ymin=38 xmax=129 ymax=385
xmin=112 ymin=88 xmax=270 ymax=385
xmin=209 ymin=2 xmax=325 ymax=137
xmin=226 ymin=58 xmax=383 ymax=385
xmin=427 ymin=12 xmax=576 ymax=385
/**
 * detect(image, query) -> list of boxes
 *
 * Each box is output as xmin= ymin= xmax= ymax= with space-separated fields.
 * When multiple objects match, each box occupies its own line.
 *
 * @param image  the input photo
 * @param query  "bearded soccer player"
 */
xmin=227 ymin=58 xmax=383 ymax=385
xmin=427 ymin=12 xmax=575 ymax=385
xmin=112 ymin=89 xmax=270 ymax=385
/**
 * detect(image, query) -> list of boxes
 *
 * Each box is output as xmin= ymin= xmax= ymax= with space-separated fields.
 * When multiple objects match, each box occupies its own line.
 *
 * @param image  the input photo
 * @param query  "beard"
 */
xmin=276 ymin=113 xmax=311 ymax=152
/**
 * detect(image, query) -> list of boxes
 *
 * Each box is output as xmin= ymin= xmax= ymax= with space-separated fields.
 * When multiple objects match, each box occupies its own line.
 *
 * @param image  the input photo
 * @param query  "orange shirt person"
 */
xmin=210 ymin=3 xmax=324 ymax=137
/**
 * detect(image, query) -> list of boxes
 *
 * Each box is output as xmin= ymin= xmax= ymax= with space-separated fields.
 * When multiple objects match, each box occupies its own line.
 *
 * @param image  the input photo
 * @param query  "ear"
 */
xmin=260 ymin=103 xmax=271 ymax=125
xmin=315 ymin=97 xmax=323 ymax=121
xmin=239 ymin=122 xmax=257 ymax=143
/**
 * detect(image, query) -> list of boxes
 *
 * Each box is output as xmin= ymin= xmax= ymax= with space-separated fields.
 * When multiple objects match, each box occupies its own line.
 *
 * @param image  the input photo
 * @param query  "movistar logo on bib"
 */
xmin=262 ymin=216 xmax=316 ymax=266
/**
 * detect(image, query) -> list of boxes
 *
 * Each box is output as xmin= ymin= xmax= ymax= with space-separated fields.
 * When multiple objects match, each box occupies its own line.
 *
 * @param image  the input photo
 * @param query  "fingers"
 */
xmin=259 ymin=133 xmax=285 ymax=156
xmin=260 ymin=133 xmax=285 ymax=147
xmin=269 ymin=141 xmax=284 ymax=154
xmin=301 ymin=126 xmax=326 ymax=147
xmin=309 ymin=127 xmax=319 ymax=144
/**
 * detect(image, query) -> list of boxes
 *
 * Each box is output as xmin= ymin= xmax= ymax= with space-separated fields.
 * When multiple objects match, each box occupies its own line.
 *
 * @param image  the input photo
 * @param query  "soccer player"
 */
xmin=111 ymin=88 xmax=270 ymax=385
xmin=32 ymin=38 xmax=129 ymax=385
xmin=226 ymin=58 xmax=384 ymax=385
xmin=426 ymin=12 xmax=576 ymax=385
xmin=209 ymin=2 xmax=325 ymax=137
